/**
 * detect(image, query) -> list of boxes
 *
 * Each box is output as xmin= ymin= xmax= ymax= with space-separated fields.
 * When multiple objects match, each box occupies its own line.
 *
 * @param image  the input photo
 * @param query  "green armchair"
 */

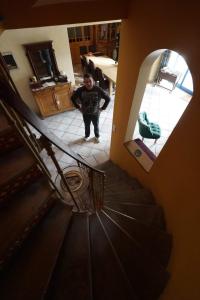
xmin=138 ymin=112 xmax=161 ymax=142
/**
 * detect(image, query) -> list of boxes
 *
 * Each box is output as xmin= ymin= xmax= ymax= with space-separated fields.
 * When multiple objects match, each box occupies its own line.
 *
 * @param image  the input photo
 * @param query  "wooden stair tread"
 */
xmin=105 ymin=174 xmax=141 ymax=184
xmin=98 ymin=160 xmax=142 ymax=190
xmin=47 ymin=213 xmax=92 ymax=300
xmin=105 ymin=188 xmax=155 ymax=204
xmin=0 ymin=146 xmax=37 ymax=186
xmin=104 ymin=202 xmax=166 ymax=229
xmin=0 ymin=200 xmax=72 ymax=300
xmin=0 ymin=176 xmax=54 ymax=261
xmin=105 ymin=175 xmax=141 ymax=190
xmin=89 ymin=213 xmax=137 ymax=300
xmin=105 ymin=181 xmax=141 ymax=194
xmin=0 ymin=81 xmax=172 ymax=300
xmin=0 ymin=126 xmax=22 ymax=155
xmin=99 ymin=211 xmax=169 ymax=300
xmin=103 ymin=207 xmax=172 ymax=268
xmin=0 ymin=110 xmax=10 ymax=132
xmin=105 ymin=186 xmax=153 ymax=197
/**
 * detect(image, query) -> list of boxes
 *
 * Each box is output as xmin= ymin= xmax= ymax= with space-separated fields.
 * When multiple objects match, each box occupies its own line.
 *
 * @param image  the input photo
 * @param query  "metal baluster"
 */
xmin=0 ymin=101 xmax=62 ymax=198
xmin=40 ymin=136 xmax=80 ymax=211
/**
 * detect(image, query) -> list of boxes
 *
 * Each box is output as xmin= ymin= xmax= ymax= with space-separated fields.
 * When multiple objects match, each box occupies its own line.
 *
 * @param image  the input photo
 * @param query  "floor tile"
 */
xmin=133 ymin=83 xmax=191 ymax=156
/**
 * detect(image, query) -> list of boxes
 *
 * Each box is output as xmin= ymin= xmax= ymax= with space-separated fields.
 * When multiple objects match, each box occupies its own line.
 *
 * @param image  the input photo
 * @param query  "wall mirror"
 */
xmin=23 ymin=40 xmax=60 ymax=82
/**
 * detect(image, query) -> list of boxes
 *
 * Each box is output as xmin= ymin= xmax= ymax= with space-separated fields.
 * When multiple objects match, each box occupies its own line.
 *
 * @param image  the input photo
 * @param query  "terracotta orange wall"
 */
xmin=110 ymin=0 xmax=200 ymax=299
xmin=1 ymin=0 xmax=200 ymax=298
xmin=1 ymin=0 xmax=128 ymax=29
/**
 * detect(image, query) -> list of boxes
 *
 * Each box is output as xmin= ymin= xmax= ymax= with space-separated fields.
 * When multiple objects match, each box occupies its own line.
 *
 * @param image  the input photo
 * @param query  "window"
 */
xmin=167 ymin=51 xmax=193 ymax=94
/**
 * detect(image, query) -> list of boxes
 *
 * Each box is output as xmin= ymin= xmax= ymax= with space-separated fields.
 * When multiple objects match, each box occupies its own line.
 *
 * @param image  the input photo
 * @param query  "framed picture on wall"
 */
xmin=2 ymin=52 xmax=18 ymax=70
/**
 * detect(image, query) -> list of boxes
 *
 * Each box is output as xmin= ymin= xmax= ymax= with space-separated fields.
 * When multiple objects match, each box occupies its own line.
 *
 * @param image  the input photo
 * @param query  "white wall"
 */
xmin=0 ymin=25 xmax=75 ymax=113
xmin=148 ymin=55 xmax=162 ymax=83
xmin=125 ymin=49 xmax=164 ymax=142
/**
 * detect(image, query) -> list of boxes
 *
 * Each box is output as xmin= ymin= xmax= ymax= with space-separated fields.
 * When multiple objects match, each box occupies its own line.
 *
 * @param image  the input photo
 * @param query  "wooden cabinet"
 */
xmin=68 ymin=26 xmax=92 ymax=43
xmin=68 ymin=23 xmax=121 ymax=65
xmin=68 ymin=26 xmax=95 ymax=65
xmin=34 ymin=88 xmax=58 ymax=117
xmin=96 ymin=23 xmax=121 ymax=58
xmin=32 ymin=82 xmax=74 ymax=118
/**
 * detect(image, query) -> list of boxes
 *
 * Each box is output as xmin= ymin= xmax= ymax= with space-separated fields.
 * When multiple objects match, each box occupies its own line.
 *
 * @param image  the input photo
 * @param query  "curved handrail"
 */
xmin=0 ymin=78 xmax=104 ymax=174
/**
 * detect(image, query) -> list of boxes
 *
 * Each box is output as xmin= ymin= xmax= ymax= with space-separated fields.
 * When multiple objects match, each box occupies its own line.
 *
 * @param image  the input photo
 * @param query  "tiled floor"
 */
xmin=42 ymin=98 xmax=114 ymax=171
xmin=32 ymin=63 xmax=115 ymax=182
xmin=133 ymin=82 xmax=191 ymax=156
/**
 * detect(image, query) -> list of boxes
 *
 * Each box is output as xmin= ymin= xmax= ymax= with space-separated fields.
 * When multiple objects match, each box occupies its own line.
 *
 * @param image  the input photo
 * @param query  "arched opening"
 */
xmin=0 ymin=21 xmax=120 ymax=170
xmin=125 ymin=49 xmax=193 ymax=171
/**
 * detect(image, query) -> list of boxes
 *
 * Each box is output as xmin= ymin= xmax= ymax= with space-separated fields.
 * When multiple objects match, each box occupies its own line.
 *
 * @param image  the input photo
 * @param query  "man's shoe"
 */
xmin=84 ymin=136 xmax=89 ymax=142
xmin=95 ymin=137 xmax=100 ymax=143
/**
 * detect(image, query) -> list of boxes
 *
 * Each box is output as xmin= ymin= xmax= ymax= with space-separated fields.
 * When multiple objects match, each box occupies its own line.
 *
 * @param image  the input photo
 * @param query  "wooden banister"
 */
xmin=0 ymin=77 xmax=105 ymax=211
xmin=0 ymin=78 xmax=104 ymax=175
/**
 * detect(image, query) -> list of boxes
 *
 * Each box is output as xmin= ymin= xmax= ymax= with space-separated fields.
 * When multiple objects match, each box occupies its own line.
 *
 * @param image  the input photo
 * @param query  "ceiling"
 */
xmin=34 ymin=0 xmax=98 ymax=6
xmin=1 ymin=0 xmax=130 ymax=30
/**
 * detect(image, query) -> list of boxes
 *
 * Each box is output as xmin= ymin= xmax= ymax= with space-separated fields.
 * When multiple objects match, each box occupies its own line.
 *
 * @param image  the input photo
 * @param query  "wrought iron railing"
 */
xmin=0 ymin=77 xmax=105 ymax=212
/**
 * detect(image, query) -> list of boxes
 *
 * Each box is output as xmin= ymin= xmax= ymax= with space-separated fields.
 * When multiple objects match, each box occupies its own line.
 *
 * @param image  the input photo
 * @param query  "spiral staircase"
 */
xmin=0 ymin=76 xmax=172 ymax=300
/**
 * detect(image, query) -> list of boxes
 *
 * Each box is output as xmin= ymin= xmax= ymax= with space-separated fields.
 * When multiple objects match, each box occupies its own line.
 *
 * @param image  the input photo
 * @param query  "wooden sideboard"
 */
xmin=32 ymin=82 xmax=74 ymax=118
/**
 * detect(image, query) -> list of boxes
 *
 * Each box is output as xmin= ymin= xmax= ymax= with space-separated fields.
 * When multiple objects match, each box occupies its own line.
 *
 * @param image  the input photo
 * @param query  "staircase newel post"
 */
xmin=22 ymin=120 xmax=42 ymax=152
xmin=40 ymin=136 xmax=80 ymax=211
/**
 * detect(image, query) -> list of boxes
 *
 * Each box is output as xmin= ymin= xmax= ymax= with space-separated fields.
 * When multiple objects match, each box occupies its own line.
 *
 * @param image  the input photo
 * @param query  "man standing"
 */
xmin=71 ymin=73 xmax=110 ymax=143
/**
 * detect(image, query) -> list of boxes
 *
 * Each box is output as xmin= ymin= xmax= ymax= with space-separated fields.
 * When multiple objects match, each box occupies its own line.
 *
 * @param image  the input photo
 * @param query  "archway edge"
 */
xmin=125 ymin=49 xmax=166 ymax=142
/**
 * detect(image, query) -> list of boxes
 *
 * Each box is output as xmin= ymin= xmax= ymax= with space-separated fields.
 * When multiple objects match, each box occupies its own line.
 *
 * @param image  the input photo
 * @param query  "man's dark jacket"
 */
xmin=71 ymin=85 xmax=110 ymax=114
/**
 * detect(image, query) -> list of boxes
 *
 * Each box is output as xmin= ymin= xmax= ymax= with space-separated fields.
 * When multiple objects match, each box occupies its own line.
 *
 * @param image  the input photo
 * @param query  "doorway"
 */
xmin=125 ymin=49 xmax=193 ymax=171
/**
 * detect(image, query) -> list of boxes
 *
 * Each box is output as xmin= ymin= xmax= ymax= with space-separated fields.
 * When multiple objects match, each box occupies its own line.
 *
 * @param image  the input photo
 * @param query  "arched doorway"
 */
xmin=125 ymin=49 xmax=193 ymax=171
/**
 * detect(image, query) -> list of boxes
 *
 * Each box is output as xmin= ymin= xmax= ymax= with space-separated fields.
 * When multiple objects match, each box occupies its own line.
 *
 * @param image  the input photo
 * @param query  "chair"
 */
xmin=138 ymin=112 xmax=161 ymax=142
xmin=88 ymin=59 xmax=97 ymax=80
xmin=95 ymin=67 xmax=109 ymax=90
xmin=79 ymin=46 xmax=88 ymax=55
xmin=88 ymin=44 xmax=97 ymax=53
xmin=80 ymin=55 xmax=88 ymax=73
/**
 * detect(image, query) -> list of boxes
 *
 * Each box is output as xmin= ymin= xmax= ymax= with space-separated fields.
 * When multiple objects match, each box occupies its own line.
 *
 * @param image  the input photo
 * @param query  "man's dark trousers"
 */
xmin=83 ymin=113 xmax=100 ymax=138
